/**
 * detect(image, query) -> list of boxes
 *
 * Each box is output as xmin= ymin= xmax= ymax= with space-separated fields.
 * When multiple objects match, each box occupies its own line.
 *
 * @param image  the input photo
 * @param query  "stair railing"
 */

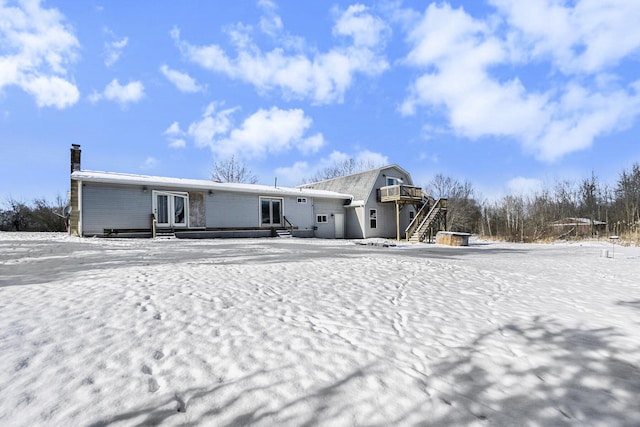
xmin=407 ymin=198 xmax=448 ymax=242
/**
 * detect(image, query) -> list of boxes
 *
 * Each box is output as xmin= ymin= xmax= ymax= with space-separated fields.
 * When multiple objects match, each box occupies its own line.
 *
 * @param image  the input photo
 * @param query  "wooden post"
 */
xmin=396 ymin=201 xmax=400 ymax=241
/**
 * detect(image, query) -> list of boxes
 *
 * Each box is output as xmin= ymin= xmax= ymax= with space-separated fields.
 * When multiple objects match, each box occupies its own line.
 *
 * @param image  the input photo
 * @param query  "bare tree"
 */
xmin=425 ymin=174 xmax=481 ymax=233
xmin=302 ymin=158 xmax=382 ymax=183
xmin=211 ymin=156 xmax=258 ymax=184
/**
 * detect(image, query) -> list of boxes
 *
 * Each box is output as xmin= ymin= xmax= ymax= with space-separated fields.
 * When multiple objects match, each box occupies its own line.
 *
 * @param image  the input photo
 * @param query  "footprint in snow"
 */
xmin=153 ymin=350 xmax=164 ymax=360
xmin=148 ymin=378 xmax=160 ymax=393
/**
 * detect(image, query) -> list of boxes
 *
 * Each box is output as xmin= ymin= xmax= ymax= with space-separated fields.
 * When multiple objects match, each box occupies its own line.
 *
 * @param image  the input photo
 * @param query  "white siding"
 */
xmin=313 ymin=199 xmax=346 ymax=238
xmin=82 ymin=183 xmax=152 ymax=235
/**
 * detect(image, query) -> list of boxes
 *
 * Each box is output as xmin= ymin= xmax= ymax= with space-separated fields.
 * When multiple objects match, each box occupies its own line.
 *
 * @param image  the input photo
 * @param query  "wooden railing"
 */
xmin=379 ymin=185 xmax=424 ymax=203
xmin=405 ymin=198 xmax=448 ymax=242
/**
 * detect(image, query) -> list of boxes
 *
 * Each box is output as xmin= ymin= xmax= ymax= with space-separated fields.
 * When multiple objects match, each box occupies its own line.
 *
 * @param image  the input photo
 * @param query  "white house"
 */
xmin=69 ymin=145 xmax=446 ymax=241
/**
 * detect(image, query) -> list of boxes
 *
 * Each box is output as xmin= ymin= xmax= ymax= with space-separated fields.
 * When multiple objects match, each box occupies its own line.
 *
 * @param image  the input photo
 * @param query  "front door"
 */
xmin=154 ymin=191 xmax=188 ymax=228
xmin=260 ymin=197 xmax=283 ymax=227
xmin=334 ymin=213 xmax=345 ymax=238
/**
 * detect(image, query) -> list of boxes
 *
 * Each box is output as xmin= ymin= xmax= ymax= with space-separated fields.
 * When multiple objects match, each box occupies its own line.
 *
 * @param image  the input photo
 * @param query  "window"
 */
xmin=409 ymin=211 xmax=415 ymax=221
xmin=316 ymin=214 xmax=328 ymax=223
xmin=369 ymin=209 xmax=377 ymax=229
xmin=386 ymin=176 xmax=403 ymax=186
xmin=297 ymin=197 xmax=307 ymax=204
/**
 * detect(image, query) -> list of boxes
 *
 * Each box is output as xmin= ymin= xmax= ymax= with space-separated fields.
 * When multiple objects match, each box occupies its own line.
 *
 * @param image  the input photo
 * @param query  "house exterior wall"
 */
xmin=361 ymin=166 xmax=417 ymax=239
xmin=81 ymin=182 xmax=152 ymax=235
xmin=312 ymin=198 xmax=347 ymax=238
xmin=346 ymin=206 xmax=364 ymax=239
xmin=205 ymin=191 xmax=258 ymax=228
xmin=283 ymin=196 xmax=314 ymax=232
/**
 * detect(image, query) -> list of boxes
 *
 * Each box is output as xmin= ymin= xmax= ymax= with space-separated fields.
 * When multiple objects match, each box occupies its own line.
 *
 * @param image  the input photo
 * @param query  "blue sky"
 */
xmin=1 ymin=0 xmax=639 ymax=204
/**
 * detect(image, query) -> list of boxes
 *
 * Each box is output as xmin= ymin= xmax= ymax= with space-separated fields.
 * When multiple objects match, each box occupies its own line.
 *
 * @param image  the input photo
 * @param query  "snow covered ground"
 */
xmin=1 ymin=233 xmax=639 ymax=426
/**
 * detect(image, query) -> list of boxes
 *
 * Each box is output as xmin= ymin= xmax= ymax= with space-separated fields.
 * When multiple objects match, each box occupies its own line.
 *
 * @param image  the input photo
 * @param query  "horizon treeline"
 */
xmin=2 ymin=162 xmax=640 ymax=243
xmin=429 ymin=163 xmax=640 ymax=243
xmin=0 ymin=197 xmax=67 ymax=232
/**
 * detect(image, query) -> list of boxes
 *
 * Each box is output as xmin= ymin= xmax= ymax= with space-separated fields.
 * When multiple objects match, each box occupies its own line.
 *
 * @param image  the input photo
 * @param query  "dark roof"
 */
xmin=298 ymin=165 xmax=413 ymax=202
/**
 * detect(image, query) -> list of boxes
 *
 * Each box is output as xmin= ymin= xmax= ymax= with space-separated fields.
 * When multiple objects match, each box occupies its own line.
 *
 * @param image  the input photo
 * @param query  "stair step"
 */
xmin=276 ymin=229 xmax=292 ymax=238
xmin=155 ymin=229 xmax=176 ymax=239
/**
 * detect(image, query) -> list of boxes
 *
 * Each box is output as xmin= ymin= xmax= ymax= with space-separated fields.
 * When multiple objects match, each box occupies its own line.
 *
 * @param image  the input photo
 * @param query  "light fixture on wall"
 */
xmin=142 ymin=186 xmax=148 ymax=193
xmin=208 ymin=190 xmax=214 ymax=196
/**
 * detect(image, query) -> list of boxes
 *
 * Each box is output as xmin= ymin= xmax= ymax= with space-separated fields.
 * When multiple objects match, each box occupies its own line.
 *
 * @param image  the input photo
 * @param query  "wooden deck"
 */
xmin=379 ymin=185 xmax=424 ymax=203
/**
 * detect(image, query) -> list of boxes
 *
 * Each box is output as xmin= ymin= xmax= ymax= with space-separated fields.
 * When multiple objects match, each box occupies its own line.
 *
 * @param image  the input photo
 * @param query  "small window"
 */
xmin=369 ymin=209 xmax=377 ymax=229
xmin=409 ymin=211 xmax=415 ymax=221
xmin=316 ymin=214 xmax=328 ymax=223
xmin=386 ymin=176 xmax=402 ymax=186
xmin=297 ymin=197 xmax=307 ymax=204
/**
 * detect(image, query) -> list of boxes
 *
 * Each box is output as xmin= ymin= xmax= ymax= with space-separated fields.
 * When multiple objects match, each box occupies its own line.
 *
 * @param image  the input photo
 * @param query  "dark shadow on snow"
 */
xmin=410 ymin=316 xmax=640 ymax=425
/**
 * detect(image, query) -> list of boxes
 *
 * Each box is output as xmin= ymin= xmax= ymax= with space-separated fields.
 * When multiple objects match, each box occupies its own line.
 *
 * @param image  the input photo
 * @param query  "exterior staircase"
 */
xmin=406 ymin=198 xmax=448 ymax=243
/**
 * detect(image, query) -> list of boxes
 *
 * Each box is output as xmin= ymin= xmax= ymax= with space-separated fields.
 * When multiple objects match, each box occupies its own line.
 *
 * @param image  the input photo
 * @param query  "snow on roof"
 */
xmin=72 ymin=170 xmax=353 ymax=200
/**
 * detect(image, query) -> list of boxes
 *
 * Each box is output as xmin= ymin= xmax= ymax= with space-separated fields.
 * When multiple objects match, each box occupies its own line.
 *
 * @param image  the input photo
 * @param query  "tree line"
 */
xmin=430 ymin=163 xmax=640 ymax=243
xmin=0 ymin=197 xmax=68 ymax=232
xmin=4 ymin=159 xmax=639 ymax=242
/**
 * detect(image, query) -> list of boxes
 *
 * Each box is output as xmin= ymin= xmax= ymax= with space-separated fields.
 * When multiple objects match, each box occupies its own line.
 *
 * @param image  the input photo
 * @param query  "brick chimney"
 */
xmin=71 ymin=144 xmax=81 ymax=173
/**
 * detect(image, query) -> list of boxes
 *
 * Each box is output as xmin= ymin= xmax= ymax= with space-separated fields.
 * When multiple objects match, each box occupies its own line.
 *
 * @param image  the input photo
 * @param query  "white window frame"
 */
xmin=369 ymin=208 xmax=377 ymax=229
xmin=386 ymin=176 xmax=403 ymax=186
xmin=316 ymin=214 xmax=328 ymax=223
xmin=297 ymin=197 xmax=308 ymax=204
xmin=259 ymin=197 xmax=284 ymax=227
xmin=152 ymin=190 xmax=189 ymax=228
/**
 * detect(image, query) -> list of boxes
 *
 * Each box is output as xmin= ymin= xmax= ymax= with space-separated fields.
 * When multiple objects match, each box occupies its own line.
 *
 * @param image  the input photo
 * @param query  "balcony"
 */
xmin=379 ymin=185 xmax=425 ymax=203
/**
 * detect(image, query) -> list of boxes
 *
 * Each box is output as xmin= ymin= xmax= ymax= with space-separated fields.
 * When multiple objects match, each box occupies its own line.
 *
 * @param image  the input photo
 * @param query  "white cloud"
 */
xmin=257 ymin=0 xmax=283 ymax=37
xmin=355 ymin=149 xmax=389 ymax=167
xmin=507 ymin=176 xmax=543 ymax=196
xmin=333 ymin=4 xmax=390 ymax=48
xmin=490 ymin=0 xmax=640 ymax=74
xmin=274 ymin=161 xmax=310 ymax=186
xmin=89 ymin=79 xmax=144 ymax=107
xmin=21 ymin=75 xmax=80 ymax=109
xmin=188 ymin=102 xmax=237 ymax=149
xmin=160 ymin=65 xmax=204 ymax=93
xmin=0 ymin=0 xmax=79 ymax=108
xmin=141 ymin=157 xmax=158 ymax=170
xmin=172 ymin=5 xmax=389 ymax=104
xmin=187 ymin=104 xmax=323 ymax=158
xmin=401 ymin=2 xmax=640 ymax=162
xmin=164 ymin=121 xmax=186 ymax=148
xmin=274 ymin=149 xmax=389 ymax=186
xmin=104 ymin=29 xmax=128 ymax=67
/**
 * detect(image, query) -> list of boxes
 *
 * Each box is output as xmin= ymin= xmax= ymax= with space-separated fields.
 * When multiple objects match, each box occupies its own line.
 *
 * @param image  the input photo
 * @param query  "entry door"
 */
xmin=154 ymin=192 xmax=188 ymax=228
xmin=334 ymin=213 xmax=345 ymax=238
xmin=260 ymin=197 xmax=283 ymax=227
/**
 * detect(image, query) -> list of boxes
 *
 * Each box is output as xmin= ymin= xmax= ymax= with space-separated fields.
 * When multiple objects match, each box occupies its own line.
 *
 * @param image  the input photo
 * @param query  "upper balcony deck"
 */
xmin=379 ymin=185 xmax=425 ymax=203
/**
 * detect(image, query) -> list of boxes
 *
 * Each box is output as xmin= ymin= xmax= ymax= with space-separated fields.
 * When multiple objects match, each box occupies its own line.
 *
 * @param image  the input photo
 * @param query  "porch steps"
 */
xmin=155 ymin=229 xmax=176 ymax=239
xmin=275 ymin=229 xmax=293 ymax=238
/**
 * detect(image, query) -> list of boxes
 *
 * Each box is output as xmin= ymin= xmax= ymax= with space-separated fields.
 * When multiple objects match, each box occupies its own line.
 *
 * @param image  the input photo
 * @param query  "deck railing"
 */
xmin=379 ymin=185 xmax=424 ymax=203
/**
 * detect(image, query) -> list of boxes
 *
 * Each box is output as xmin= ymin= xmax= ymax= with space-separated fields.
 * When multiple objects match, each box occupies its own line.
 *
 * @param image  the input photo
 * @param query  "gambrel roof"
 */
xmin=298 ymin=164 xmax=414 ymax=203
